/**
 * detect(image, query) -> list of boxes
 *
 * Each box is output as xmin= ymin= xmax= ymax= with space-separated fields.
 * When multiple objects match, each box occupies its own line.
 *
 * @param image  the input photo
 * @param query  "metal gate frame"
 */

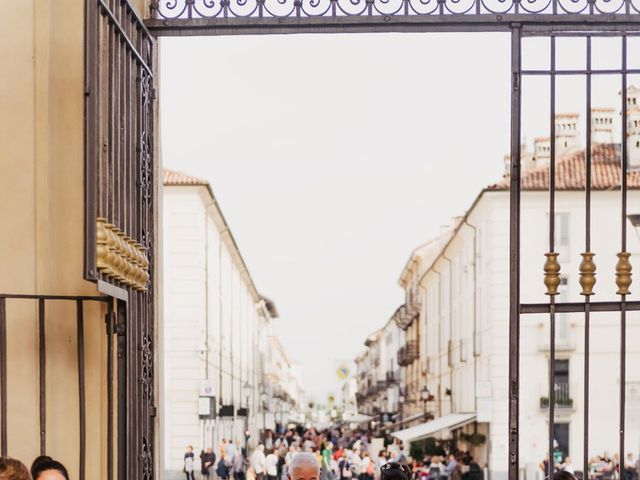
xmin=84 ymin=1 xmax=157 ymax=479
xmin=83 ymin=1 xmax=640 ymax=478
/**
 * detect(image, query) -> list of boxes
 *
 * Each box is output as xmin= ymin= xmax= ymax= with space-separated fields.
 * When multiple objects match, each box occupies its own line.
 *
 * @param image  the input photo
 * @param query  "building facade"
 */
xmin=356 ymin=97 xmax=640 ymax=480
xmin=163 ymin=170 xmax=302 ymax=477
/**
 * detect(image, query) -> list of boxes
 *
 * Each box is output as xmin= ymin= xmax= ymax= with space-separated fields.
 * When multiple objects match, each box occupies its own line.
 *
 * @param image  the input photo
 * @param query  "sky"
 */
xmin=159 ymin=32 xmax=631 ymax=400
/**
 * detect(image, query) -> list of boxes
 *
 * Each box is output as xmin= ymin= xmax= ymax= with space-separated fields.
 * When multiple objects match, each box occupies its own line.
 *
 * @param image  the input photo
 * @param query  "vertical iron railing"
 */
xmin=85 ymin=1 xmax=156 ymax=478
xmin=508 ymin=25 xmax=522 ymax=480
xmin=0 ymin=294 xmax=112 ymax=480
xmin=516 ymin=28 xmax=640 ymax=480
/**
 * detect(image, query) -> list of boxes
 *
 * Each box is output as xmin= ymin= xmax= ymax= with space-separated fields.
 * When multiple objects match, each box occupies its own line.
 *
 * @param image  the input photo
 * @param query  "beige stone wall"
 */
xmin=0 ymin=1 xmax=108 ymax=477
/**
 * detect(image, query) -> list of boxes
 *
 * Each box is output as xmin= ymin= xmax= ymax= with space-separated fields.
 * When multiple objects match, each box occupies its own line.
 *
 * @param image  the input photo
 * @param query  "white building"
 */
xmin=162 ymin=170 xmax=302 ymax=478
xmin=403 ymin=120 xmax=640 ymax=479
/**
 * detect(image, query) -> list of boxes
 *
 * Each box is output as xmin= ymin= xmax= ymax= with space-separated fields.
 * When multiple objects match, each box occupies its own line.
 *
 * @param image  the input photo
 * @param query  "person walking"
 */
xmin=201 ymin=448 xmax=217 ymax=478
xmin=360 ymin=452 xmax=374 ymax=480
xmin=252 ymin=445 xmax=267 ymax=480
xmin=234 ymin=450 xmax=247 ymax=480
xmin=184 ymin=445 xmax=196 ymax=480
xmin=267 ymin=449 xmax=280 ymax=480
xmin=339 ymin=452 xmax=354 ymax=480
xmin=218 ymin=456 xmax=232 ymax=480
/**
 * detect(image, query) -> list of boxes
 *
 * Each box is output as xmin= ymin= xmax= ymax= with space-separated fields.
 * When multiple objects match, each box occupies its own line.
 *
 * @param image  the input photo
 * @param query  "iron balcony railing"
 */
xmin=0 ymin=294 xmax=112 ymax=479
xmin=385 ymin=370 xmax=397 ymax=383
xmin=397 ymin=341 xmax=419 ymax=366
xmin=540 ymin=383 xmax=573 ymax=409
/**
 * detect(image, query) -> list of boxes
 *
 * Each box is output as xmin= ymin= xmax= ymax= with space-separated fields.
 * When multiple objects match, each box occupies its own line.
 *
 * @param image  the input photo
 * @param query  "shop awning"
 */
xmin=391 ymin=412 xmax=477 ymax=443
xmin=342 ymin=413 xmax=373 ymax=424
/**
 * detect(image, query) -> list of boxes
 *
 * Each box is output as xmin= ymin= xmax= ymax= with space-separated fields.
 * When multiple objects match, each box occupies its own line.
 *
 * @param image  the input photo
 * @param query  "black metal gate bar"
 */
xmin=583 ymin=34 xmax=592 ymax=480
xmin=38 ymin=298 xmax=46 ymax=455
xmin=508 ymin=24 xmax=522 ymax=480
xmin=145 ymin=15 xmax=640 ymax=36
xmin=0 ymin=296 xmax=6 ymax=457
xmin=547 ymin=36 xmax=557 ymax=480
xmin=619 ymin=33 xmax=628 ymax=480
xmin=107 ymin=304 xmax=114 ymax=480
xmin=521 ymin=300 xmax=640 ymax=313
xmin=116 ymin=299 xmax=127 ymax=480
xmin=76 ymin=300 xmax=87 ymax=480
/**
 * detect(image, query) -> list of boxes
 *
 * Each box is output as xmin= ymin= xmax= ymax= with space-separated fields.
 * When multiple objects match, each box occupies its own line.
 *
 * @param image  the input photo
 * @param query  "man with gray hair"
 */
xmin=288 ymin=453 xmax=320 ymax=480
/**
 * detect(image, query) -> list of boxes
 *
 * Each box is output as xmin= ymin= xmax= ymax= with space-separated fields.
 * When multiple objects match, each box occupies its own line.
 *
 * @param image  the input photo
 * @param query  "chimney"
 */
xmin=625 ymin=85 xmax=640 ymax=170
xmin=589 ymin=108 xmax=614 ymax=145
xmin=533 ymin=136 xmax=551 ymax=168
xmin=555 ymin=113 xmax=580 ymax=157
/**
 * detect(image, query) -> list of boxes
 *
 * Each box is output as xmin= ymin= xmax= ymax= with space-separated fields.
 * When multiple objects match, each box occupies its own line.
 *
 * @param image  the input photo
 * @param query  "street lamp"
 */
xmin=242 ymin=381 xmax=252 ymax=406
xmin=242 ymin=382 xmax=252 ymax=448
xmin=420 ymin=386 xmax=431 ymax=421
xmin=259 ymin=386 xmax=268 ymax=441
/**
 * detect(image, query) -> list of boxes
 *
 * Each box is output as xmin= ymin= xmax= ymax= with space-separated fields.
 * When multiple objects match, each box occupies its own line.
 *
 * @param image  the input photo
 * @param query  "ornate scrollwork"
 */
xmin=141 ymin=436 xmax=154 ymax=480
xmin=150 ymin=0 xmax=640 ymax=18
xmin=141 ymin=334 xmax=154 ymax=406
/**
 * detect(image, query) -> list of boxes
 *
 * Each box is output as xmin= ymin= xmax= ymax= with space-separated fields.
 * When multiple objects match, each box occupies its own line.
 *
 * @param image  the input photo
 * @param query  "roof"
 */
xmin=163 ymin=169 xmax=209 ymax=186
xmin=489 ymin=143 xmax=640 ymax=191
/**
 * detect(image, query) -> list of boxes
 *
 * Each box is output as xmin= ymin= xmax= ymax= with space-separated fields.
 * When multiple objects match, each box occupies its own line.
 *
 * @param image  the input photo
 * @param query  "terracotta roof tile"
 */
xmin=489 ymin=143 xmax=640 ymax=191
xmin=163 ymin=169 xmax=209 ymax=186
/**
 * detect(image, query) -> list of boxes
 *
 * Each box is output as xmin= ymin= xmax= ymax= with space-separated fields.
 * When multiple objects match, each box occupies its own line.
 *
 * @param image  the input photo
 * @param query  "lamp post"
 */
xmin=242 ymin=382 xmax=252 ymax=448
xmin=259 ymin=386 xmax=268 ymax=442
xmin=420 ymin=386 xmax=431 ymax=421
xmin=398 ymin=390 xmax=405 ymax=425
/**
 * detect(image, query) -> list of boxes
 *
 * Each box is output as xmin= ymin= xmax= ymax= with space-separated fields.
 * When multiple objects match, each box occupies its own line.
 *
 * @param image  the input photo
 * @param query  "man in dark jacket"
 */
xmin=201 ymin=448 xmax=216 ymax=478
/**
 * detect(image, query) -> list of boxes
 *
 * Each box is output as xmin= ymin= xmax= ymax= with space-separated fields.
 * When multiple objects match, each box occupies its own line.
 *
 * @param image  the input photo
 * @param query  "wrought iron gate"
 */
xmin=85 ymin=0 xmax=156 ymax=479
xmin=80 ymin=0 xmax=640 ymax=478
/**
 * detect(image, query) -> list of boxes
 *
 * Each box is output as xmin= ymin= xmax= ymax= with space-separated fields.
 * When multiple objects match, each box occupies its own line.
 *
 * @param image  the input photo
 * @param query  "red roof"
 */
xmin=489 ymin=144 xmax=640 ymax=191
xmin=163 ymin=169 xmax=209 ymax=186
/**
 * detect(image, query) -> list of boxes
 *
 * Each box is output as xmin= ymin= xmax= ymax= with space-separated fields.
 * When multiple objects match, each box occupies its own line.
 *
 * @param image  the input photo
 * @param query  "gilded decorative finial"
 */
xmin=544 ymin=252 xmax=561 ymax=296
xmin=579 ymin=252 xmax=596 ymax=296
xmin=616 ymin=252 xmax=632 ymax=295
xmin=96 ymin=217 xmax=114 ymax=275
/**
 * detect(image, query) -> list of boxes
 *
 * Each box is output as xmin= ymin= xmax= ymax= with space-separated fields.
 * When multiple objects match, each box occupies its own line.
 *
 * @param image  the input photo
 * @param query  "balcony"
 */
xmin=392 ymin=303 xmax=420 ymax=330
xmin=540 ymin=383 xmax=574 ymax=410
xmin=397 ymin=341 xmax=419 ymax=366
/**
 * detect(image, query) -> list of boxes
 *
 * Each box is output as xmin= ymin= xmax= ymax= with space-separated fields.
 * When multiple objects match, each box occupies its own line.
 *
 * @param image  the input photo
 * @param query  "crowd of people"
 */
xmin=542 ymin=452 xmax=640 ymax=480
xmin=183 ymin=427 xmax=485 ymax=480
xmin=0 ymin=455 xmax=69 ymax=480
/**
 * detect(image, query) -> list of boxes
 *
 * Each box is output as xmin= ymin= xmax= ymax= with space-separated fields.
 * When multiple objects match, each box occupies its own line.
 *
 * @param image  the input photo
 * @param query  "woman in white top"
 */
xmin=266 ymin=449 xmax=280 ymax=480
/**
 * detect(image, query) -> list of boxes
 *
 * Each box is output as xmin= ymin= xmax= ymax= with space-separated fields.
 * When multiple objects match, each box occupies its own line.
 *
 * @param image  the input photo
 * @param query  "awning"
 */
xmin=391 ymin=412 xmax=477 ymax=443
xmin=342 ymin=413 xmax=373 ymax=424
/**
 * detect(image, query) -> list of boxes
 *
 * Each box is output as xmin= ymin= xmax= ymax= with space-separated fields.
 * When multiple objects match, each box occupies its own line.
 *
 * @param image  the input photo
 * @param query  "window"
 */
xmin=553 ymin=423 xmax=570 ymax=464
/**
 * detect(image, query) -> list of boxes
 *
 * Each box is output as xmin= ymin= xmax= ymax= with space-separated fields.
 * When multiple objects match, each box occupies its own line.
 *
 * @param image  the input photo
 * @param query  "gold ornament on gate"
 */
xmin=96 ymin=217 xmax=114 ymax=276
xmin=615 ymin=252 xmax=632 ymax=296
xmin=579 ymin=252 xmax=596 ymax=296
xmin=95 ymin=219 xmax=150 ymax=291
xmin=544 ymin=252 xmax=561 ymax=296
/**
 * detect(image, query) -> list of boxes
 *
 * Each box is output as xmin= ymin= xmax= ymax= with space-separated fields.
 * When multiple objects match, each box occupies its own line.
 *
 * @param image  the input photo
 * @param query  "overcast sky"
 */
xmin=159 ymin=33 xmax=630 ymax=400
